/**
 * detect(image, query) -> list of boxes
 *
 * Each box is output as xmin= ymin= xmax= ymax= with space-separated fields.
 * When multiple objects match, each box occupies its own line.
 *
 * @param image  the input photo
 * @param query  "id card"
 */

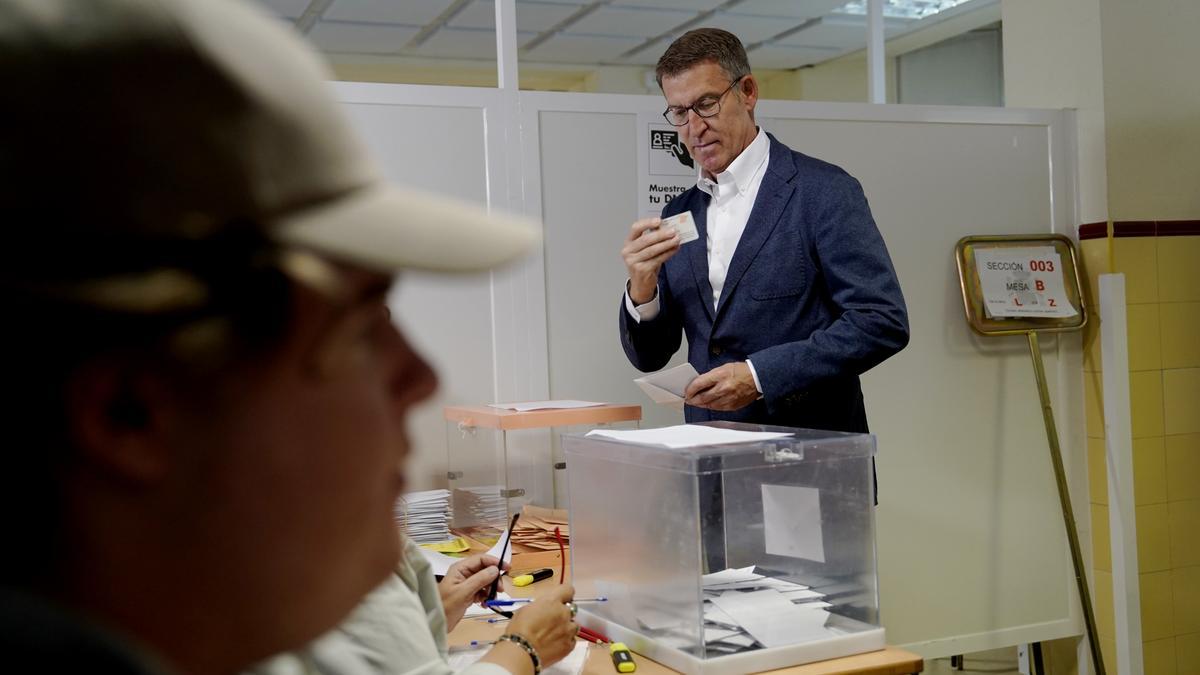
xmin=660 ymin=211 xmax=699 ymax=244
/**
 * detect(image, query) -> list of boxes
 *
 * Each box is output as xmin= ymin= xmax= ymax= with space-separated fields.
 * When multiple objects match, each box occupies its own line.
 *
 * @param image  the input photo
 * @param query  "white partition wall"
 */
xmin=334 ymin=82 xmax=552 ymax=490
xmin=335 ymin=81 xmax=1088 ymax=659
xmin=531 ymin=100 xmax=691 ymax=432
xmin=760 ymin=108 xmax=1079 ymax=652
xmin=526 ymin=94 xmax=1087 ymax=657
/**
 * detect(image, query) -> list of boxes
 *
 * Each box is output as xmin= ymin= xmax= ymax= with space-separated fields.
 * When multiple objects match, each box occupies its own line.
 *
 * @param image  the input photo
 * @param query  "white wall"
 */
xmin=897 ymin=27 xmax=1003 ymax=106
xmin=1098 ymin=0 xmax=1200 ymax=220
xmin=1002 ymin=0 xmax=1108 ymax=225
xmin=796 ymin=54 xmax=897 ymax=104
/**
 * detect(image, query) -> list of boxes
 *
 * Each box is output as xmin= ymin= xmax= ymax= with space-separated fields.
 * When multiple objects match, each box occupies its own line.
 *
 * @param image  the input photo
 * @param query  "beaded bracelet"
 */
xmin=497 ymin=633 xmax=541 ymax=675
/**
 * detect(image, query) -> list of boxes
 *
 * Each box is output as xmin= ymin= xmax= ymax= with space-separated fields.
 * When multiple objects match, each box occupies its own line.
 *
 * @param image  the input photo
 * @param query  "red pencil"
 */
xmin=578 ymin=626 xmax=609 ymax=644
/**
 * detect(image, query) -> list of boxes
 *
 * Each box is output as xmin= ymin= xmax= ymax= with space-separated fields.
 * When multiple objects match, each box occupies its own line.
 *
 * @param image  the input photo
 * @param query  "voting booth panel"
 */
xmin=757 ymin=113 xmax=1080 ymax=652
xmin=335 ymin=82 xmax=1086 ymax=659
xmin=336 ymin=88 xmax=502 ymax=491
xmin=529 ymin=97 xmax=1083 ymax=657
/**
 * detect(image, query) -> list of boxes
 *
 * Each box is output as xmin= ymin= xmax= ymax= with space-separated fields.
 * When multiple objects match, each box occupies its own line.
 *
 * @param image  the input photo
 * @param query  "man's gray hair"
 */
xmin=655 ymin=28 xmax=751 ymax=88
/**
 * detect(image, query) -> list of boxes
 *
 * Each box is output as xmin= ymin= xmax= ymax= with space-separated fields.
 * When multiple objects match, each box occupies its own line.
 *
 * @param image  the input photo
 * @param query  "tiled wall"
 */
xmin=1079 ymin=223 xmax=1200 ymax=675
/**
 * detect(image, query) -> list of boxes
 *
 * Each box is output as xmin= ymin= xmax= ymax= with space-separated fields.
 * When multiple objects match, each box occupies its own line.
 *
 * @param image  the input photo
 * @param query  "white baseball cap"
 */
xmin=0 ymin=0 xmax=536 ymax=281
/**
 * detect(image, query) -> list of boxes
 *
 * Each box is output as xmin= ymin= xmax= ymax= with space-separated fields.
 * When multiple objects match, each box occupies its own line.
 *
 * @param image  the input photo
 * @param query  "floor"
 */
xmin=925 ymin=647 xmax=1021 ymax=674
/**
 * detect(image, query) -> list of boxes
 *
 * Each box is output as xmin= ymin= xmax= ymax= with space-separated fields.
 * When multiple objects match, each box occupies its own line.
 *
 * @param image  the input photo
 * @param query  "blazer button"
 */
xmin=709 ymin=344 xmax=723 ymax=357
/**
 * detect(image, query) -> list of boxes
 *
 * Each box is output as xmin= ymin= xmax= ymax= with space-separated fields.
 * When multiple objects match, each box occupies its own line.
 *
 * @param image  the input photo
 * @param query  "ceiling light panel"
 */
xmin=819 ymin=11 xmax=913 ymax=35
xmin=523 ymin=33 xmax=643 ymax=63
xmin=569 ymin=6 xmax=698 ymax=38
xmin=309 ymin=21 xmax=421 ymax=53
xmin=610 ymin=0 xmax=727 ymax=10
xmin=447 ymin=0 xmax=495 ymax=29
xmin=733 ymin=0 xmax=853 ymax=20
xmin=613 ymin=41 xmax=672 ymax=66
xmin=749 ymin=43 xmax=843 ymax=68
xmin=452 ymin=1 xmax=583 ymax=32
xmin=706 ymin=11 xmax=799 ymax=44
xmin=446 ymin=0 xmax=492 ymax=28
xmin=773 ymin=20 xmax=864 ymax=48
xmin=325 ymin=0 xmax=458 ymax=25
xmin=836 ymin=0 xmax=974 ymax=19
xmin=415 ymin=26 xmax=537 ymax=58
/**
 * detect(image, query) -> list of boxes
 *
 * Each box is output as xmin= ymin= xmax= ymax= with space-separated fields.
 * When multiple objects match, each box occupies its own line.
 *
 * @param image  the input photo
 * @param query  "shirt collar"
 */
xmin=697 ymin=127 xmax=769 ymax=198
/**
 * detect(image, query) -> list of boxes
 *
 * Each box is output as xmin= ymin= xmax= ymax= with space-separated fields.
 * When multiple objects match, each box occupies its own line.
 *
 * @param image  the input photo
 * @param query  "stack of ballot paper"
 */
xmin=700 ymin=567 xmax=833 ymax=655
xmin=451 ymin=485 xmax=508 ymax=529
xmin=511 ymin=505 xmax=569 ymax=551
xmin=395 ymin=489 xmax=452 ymax=544
xmin=633 ymin=566 xmax=837 ymax=658
xmin=417 ymin=517 xmax=517 ymax=578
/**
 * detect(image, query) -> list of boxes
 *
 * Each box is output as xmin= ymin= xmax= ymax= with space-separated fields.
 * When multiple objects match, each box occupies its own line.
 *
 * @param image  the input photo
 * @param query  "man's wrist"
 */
xmin=627 ymin=280 xmax=656 ymax=305
xmin=745 ymin=359 xmax=764 ymax=398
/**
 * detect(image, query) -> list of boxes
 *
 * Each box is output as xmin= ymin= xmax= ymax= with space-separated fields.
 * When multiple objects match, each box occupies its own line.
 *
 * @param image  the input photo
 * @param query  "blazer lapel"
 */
xmin=685 ymin=191 xmax=715 ymax=323
xmin=714 ymin=136 xmax=798 ymax=320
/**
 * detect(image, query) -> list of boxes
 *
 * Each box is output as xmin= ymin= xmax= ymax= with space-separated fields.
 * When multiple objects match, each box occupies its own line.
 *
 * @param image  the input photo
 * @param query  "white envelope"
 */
xmin=633 ymin=362 xmax=698 ymax=410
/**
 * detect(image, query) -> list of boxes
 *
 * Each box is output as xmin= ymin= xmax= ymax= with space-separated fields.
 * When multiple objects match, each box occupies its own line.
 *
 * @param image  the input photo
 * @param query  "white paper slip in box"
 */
xmin=661 ymin=211 xmax=699 ymax=244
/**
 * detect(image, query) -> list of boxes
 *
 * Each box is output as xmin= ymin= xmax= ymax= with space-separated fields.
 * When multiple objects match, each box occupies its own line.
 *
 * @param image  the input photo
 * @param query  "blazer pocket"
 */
xmin=749 ymin=257 xmax=807 ymax=300
xmin=751 ymin=281 xmax=805 ymax=300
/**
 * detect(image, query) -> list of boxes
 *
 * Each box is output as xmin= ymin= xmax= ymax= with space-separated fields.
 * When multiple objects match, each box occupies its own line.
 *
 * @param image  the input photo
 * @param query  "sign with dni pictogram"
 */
xmin=637 ymin=115 xmax=696 ymax=219
xmin=648 ymin=127 xmax=693 ymax=173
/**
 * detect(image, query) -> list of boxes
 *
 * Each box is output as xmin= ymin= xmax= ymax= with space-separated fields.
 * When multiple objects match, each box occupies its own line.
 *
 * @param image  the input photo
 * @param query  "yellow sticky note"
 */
xmin=420 ymin=537 xmax=471 ymax=554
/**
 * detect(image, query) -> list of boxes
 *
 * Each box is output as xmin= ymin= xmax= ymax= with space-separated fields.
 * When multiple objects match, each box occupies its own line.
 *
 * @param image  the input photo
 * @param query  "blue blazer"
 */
xmin=619 ymin=134 xmax=909 ymax=433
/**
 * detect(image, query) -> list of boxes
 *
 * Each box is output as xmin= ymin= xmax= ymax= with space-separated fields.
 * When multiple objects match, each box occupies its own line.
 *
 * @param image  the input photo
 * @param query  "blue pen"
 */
xmin=448 ymin=640 xmax=495 ymax=653
xmin=484 ymin=596 xmax=608 ymax=608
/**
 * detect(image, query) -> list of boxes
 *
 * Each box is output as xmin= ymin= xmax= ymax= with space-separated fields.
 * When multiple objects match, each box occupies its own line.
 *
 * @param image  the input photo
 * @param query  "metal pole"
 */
xmin=1027 ymin=331 xmax=1106 ymax=675
xmin=866 ymin=0 xmax=886 ymax=103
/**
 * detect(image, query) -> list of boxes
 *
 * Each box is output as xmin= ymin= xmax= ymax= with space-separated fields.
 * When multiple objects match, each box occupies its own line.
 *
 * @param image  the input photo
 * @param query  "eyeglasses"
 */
xmin=662 ymin=77 xmax=744 ymax=127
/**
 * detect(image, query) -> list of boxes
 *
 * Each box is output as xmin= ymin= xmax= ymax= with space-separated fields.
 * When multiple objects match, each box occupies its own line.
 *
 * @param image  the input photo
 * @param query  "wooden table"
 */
xmin=448 ymin=571 xmax=922 ymax=675
xmin=443 ymin=403 xmax=642 ymax=431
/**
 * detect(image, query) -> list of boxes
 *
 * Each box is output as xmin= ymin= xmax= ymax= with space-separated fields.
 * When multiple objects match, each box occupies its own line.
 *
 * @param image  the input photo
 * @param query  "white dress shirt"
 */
xmin=625 ymin=128 xmax=770 ymax=393
xmin=697 ymin=127 xmax=770 ymax=309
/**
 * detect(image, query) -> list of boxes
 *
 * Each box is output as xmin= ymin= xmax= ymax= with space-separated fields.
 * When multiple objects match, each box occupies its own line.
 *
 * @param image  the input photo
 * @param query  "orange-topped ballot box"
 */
xmin=443 ymin=401 xmax=641 ymax=537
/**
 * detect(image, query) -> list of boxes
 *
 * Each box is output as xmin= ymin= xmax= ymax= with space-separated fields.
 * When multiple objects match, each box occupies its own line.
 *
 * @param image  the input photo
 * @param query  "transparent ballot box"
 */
xmin=565 ymin=422 xmax=882 ymax=675
xmin=443 ymin=404 xmax=641 ymax=536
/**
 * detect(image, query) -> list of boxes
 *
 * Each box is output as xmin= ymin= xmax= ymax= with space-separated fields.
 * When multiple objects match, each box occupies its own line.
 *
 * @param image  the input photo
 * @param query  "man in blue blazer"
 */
xmin=620 ymin=28 xmax=909 ymax=434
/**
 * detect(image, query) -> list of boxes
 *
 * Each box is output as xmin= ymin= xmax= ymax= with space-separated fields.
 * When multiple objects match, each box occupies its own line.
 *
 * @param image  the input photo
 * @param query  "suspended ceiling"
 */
xmin=255 ymin=0 xmax=994 ymax=70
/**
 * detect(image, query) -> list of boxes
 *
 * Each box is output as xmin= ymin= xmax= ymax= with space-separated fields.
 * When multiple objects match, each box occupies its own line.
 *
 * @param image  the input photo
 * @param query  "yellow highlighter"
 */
xmin=609 ymin=642 xmax=636 ymax=673
xmin=511 ymin=567 xmax=553 ymax=587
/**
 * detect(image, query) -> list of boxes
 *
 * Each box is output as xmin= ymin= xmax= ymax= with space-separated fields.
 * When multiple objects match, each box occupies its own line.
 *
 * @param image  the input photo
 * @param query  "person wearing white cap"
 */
xmin=0 ymin=0 xmax=576 ymax=674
